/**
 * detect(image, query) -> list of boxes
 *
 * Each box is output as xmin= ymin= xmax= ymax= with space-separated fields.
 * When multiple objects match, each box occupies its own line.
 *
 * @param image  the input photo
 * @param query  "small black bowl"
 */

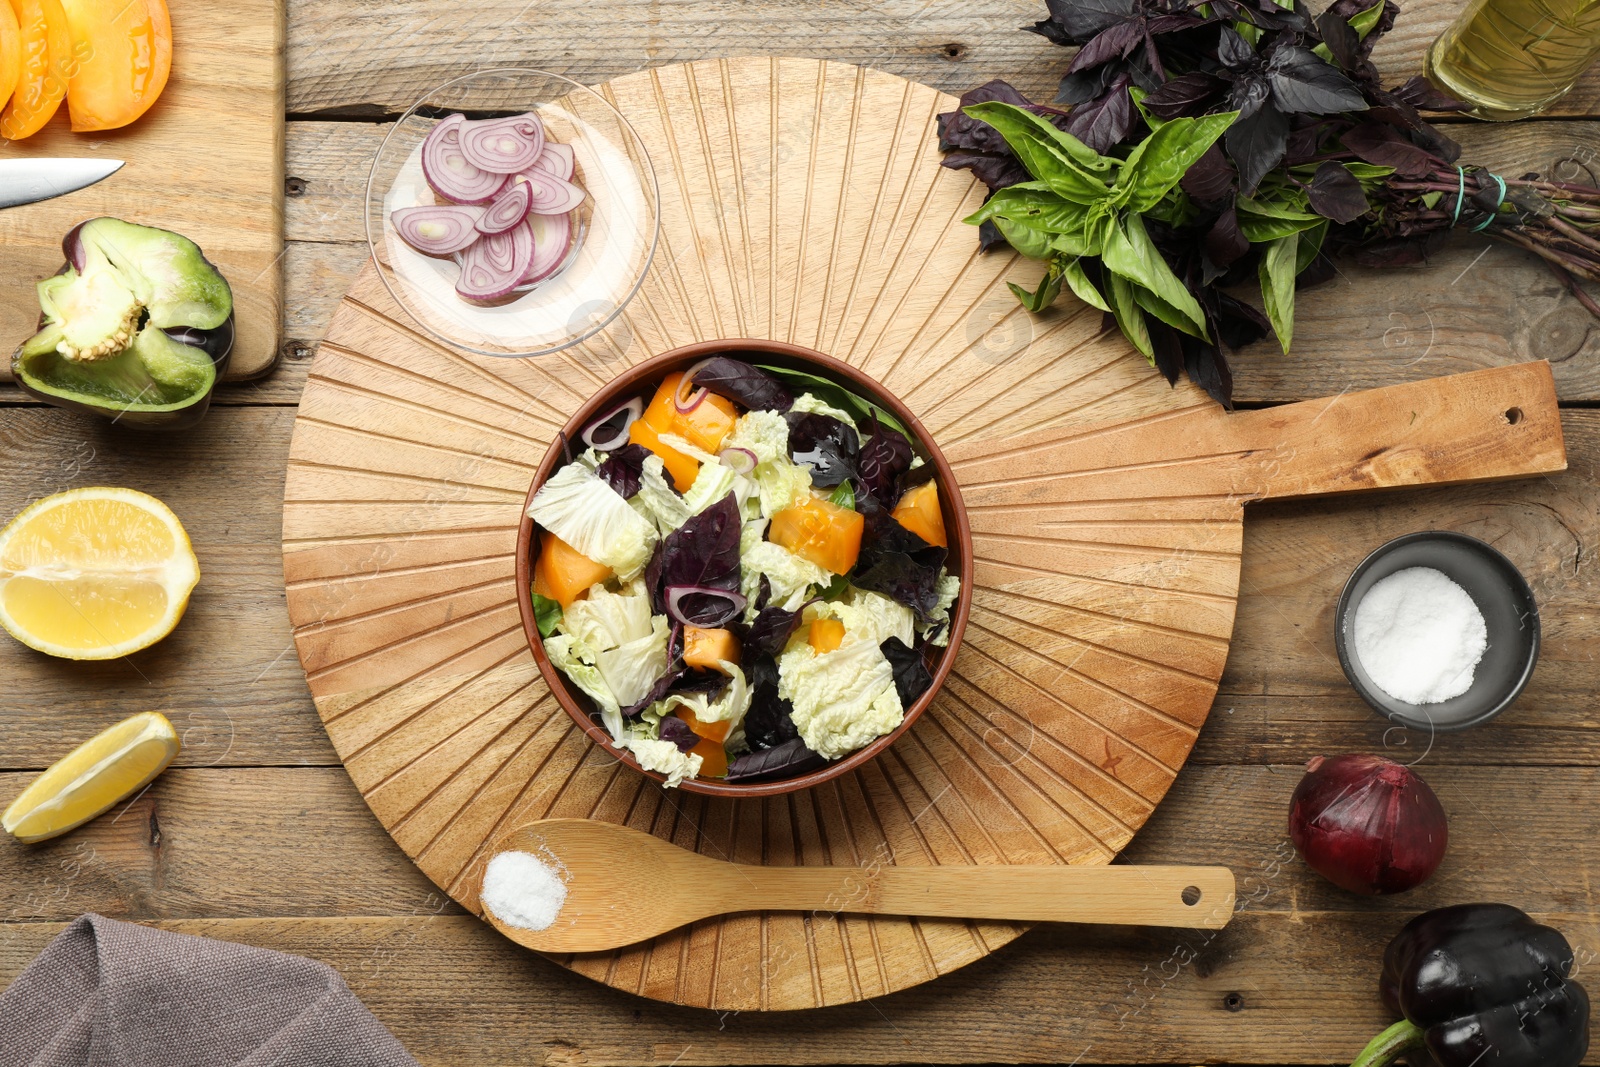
xmin=1334 ymin=531 xmax=1540 ymax=732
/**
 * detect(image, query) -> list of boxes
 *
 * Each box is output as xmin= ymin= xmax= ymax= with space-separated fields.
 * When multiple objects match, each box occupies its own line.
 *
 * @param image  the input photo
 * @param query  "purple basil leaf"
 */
xmin=940 ymin=151 xmax=1033 ymax=193
xmin=1149 ymin=319 xmax=1184 ymax=386
xmin=1142 ymin=72 xmax=1227 ymax=119
xmin=1181 ymin=144 xmax=1237 ymax=203
xmin=1063 ymin=74 xmax=1134 ymax=154
xmin=1267 ymin=45 xmax=1369 ymax=115
xmin=690 ymin=356 xmax=793 ymax=413
xmin=938 ymin=80 xmax=1060 ymax=153
xmin=1212 ymin=290 xmax=1271 ymax=350
xmin=1315 ymin=10 xmax=1361 ymax=70
xmin=851 ymin=497 xmax=948 ymax=622
xmin=666 ymin=585 xmax=747 ymax=627
xmin=1390 ymin=74 xmax=1467 ymax=112
xmin=657 ymin=714 xmax=699 ymax=753
xmin=881 ymin=636 xmax=935 ymax=709
xmin=656 ymin=493 xmax=743 ymax=600
xmin=977 ymin=218 xmax=1008 ymax=252
xmin=1225 ymin=78 xmax=1288 ymax=195
xmin=1307 ymin=160 xmax=1370 ymax=223
xmin=754 ymin=574 xmax=772 ymax=613
xmin=725 ymin=737 xmax=828 ymax=782
xmin=1056 ymin=64 xmax=1119 ymax=106
xmin=595 ymin=443 xmax=650 ymax=500
xmin=1068 ymin=21 xmax=1145 ymax=74
xmin=742 ymin=654 xmax=799 ymax=751
xmin=748 ymin=605 xmax=805 ymax=657
xmin=1283 ymin=119 xmax=1329 ymax=165
xmin=1042 ymin=0 xmax=1137 ymax=40
xmin=1217 ymin=25 xmax=1257 ymax=69
xmin=785 ymin=412 xmax=859 ymax=488
xmin=1340 ymin=122 xmax=1436 ymax=178
xmin=856 ymin=415 xmax=913 ymax=505
xmin=1181 ymin=337 xmax=1234 ymax=409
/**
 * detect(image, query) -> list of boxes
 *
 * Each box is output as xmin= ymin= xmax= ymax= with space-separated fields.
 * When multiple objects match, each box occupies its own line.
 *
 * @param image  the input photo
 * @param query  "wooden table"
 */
xmin=3 ymin=2 xmax=1599 ymax=1062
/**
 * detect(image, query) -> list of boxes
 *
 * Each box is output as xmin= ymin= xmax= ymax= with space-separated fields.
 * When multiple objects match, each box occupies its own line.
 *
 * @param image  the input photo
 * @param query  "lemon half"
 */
xmin=3 ymin=711 xmax=181 ymax=843
xmin=0 ymin=487 xmax=199 ymax=660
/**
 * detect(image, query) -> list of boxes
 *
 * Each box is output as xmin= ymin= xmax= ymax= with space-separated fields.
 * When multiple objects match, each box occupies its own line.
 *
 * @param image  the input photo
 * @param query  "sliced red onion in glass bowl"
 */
xmin=519 ymin=211 xmax=574 ymax=286
xmin=522 ymin=169 xmax=587 ymax=215
xmin=391 ymin=204 xmax=486 ymax=255
xmin=459 ymin=113 xmax=546 ymax=174
xmin=582 ymin=398 xmax=644 ymax=451
xmin=476 ymin=179 xmax=533 ymax=236
xmin=531 ymin=142 xmax=575 ymax=181
xmin=665 ymin=586 xmax=748 ymax=629
xmin=421 ymin=114 xmax=508 ymax=205
xmin=455 ymin=222 xmax=535 ymax=302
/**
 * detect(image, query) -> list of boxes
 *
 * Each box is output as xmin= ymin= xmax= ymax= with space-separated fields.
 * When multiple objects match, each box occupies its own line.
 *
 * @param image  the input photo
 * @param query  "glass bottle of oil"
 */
xmin=1425 ymin=0 xmax=1600 ymax=119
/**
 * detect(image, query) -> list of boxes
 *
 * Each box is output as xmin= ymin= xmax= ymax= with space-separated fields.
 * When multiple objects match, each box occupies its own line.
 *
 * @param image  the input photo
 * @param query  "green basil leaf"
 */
xmin=1127 ymin=86 xmax=1168 ymax=132
xmin=994 ymin=216 xmax=1055 ymax=260
xmin=1100 ymin=213 xmax=1208 ymax=335
xmin=1061 ymin=257 xmax=1111 ymax=312
xmin=752 ymin=365 xmax=912 ymax=439
xmin=1008 ymin=258 xmax=1065 ymax=313
xmin=1259 ymin=234 xmax=1298 ymax=354
xmin=1119 ymin=111 xmax=1240 ymax=214
xmin=1296 ymin=219 xmax=1329 ymax=273
xmin=531 ymin=593 xmax=563 ymax=639
xmin=828 ymin=480 xmax=856 ymax=509
xmin=1134 ymin=284 xmax=1208 ymax=339
xmin=962 ymin=101 xmax=1116 ymax=174
xmin=1238 ymin=214 xmax=1324 ymax=242
xmin=1107 ymin=271 xmax=1154 ymax=361
xmin=969 ymin=185 xmax=1084 ymax=237
xmin=1237 ymin=195 xmax=1321 ymax=221
xmin=1349 ymin=0 xmax=1386 ymax=40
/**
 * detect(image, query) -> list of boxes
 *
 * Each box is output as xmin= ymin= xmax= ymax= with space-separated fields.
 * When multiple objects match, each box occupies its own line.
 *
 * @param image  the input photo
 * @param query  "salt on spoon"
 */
xmin=481 ymin=849 xmax=568 ymax=931
xmin=1351 ymin=566 xmax=1488 ymax=705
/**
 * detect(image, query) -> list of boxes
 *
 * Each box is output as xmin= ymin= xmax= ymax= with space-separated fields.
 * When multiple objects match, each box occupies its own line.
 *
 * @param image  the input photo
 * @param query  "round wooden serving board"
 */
xmin=284 ymin=56 xmax=1567 ymax=1010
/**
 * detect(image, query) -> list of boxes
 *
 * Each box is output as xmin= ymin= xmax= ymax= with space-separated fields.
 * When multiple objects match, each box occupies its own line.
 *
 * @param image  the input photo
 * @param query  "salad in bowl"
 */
xmin=516 ymin=340 xmax=971 ymax=795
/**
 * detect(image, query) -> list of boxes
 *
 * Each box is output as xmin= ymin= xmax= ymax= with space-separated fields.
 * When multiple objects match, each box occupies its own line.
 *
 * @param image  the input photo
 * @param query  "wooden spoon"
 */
xmin=479 ymin=819 xmax=1236 ymax=953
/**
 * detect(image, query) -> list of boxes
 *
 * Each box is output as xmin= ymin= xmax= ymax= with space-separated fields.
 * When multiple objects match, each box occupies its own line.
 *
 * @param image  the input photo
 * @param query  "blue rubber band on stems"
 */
xmin=1453 ymin=166 xmax=1508 ymax=231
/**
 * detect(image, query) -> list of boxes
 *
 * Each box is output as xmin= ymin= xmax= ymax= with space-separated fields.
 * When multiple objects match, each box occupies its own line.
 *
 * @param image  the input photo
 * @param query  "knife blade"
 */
xmin=0 ymin=158 xmax=124 ymax=210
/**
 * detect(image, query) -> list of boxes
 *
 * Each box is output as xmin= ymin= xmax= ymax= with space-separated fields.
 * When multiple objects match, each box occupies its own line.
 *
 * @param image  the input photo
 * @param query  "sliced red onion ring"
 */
xmin=520 ymin=211 xmax=573 ymax=286
xmin=719 ymin=447 xmax=757 ymax=475
xmin=522 ymin=168 xmax=587 ymax=215
xmin=582 ymin=398 xmax=644 ymax=451
xmin=674 ymin=357 xmax=715 ymax=414
xmin=421 ymin=114 xmax=508 ymax=205
xmin=531 ymin=142 xmax=575 ymax=181
xmin=665 ymin=585 xmax=748 ymax=629
xmin=455 ymin=222 xmax=534 ymax=301
xmin=459 ymin=113 xmax=546 ymax=174
xmin=392 ymin=204 xmax=485 ymax=255
xmin=476 ymin=179 xmax=533 ymax=236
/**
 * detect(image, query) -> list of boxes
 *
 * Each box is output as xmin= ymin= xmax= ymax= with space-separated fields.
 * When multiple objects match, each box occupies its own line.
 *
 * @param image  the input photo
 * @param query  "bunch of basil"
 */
xmin=939 ymin=0 xmax=1600 ymax=406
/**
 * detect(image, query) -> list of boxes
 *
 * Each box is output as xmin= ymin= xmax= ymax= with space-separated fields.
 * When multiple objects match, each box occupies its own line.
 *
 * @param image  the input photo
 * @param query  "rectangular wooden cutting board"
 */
xmin=0 ymin=0 xmax=285 ymax=381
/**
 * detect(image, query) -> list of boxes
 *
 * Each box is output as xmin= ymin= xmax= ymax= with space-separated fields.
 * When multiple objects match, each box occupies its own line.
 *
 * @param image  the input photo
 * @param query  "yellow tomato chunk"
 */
xmin=683 ymin=627 xmax=740 ymax=673
xmin=769 ymin=495 xmax=864 ymax=576
xmin=891 ymin=480 xmax=947 ymax=548
xmin=532 ymin=531 xmax=612 ymax=608
xmin=808 ymin=617 xmax=845 ymax=654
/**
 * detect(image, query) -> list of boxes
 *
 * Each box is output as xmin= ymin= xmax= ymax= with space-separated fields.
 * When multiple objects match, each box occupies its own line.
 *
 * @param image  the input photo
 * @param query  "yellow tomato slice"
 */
xmin=0 ymin=1 xmax=22 ymax=112
xmin=59 ymin=0 xmax=171 ymax=132
xmin=0 ymin=0 xmax=70 ymax=140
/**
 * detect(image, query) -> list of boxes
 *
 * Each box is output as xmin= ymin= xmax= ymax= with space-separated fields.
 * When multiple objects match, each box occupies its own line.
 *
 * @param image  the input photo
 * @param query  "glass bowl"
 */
xmin=365 ymin=68 xmax=660 ymax=358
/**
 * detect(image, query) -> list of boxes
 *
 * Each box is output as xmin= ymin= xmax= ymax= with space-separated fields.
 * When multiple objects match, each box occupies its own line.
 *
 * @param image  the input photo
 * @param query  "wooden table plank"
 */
xmin=282 ymin=0 xmax=1600 ymax=120
xmin=2 ymin=764 xmax=1594 ymax=922
xmin=1 ymin=408 xmax=1593 ymax=770
xmin=2 ymin=910 xmax=1597 ymax=1064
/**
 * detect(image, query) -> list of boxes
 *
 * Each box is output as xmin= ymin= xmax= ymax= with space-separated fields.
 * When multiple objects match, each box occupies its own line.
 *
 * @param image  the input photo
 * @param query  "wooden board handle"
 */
xmin=1225 ymin=362 xmax=1566 ymax=501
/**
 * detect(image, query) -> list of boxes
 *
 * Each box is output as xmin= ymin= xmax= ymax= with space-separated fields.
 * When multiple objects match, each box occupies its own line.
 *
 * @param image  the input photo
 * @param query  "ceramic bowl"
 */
xmin=365 ymin=68 xmax=660 ymax=358
xmin=515 ymin=339 xmax=973 ymax=797
xmin=1334 ymin=530 xmax=1540 ymax=732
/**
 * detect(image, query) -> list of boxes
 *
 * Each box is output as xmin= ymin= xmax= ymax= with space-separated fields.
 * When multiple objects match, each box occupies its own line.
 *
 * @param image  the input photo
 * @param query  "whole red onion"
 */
xmin=1288 ymin=754 xmax=1448 ymax=895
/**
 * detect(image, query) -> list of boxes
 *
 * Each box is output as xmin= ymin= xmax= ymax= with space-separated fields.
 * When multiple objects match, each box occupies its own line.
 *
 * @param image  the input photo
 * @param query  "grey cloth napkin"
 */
xmin=0 ymin=913 xmax=419 ymax=1067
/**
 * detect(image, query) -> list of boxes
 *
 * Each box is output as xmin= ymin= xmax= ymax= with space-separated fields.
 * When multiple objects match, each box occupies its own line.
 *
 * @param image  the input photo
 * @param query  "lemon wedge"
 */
xmin=0 ymin=487 xmax=200 ymax=660
xmin=3 ymin=712 xmax=181 ymax=843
